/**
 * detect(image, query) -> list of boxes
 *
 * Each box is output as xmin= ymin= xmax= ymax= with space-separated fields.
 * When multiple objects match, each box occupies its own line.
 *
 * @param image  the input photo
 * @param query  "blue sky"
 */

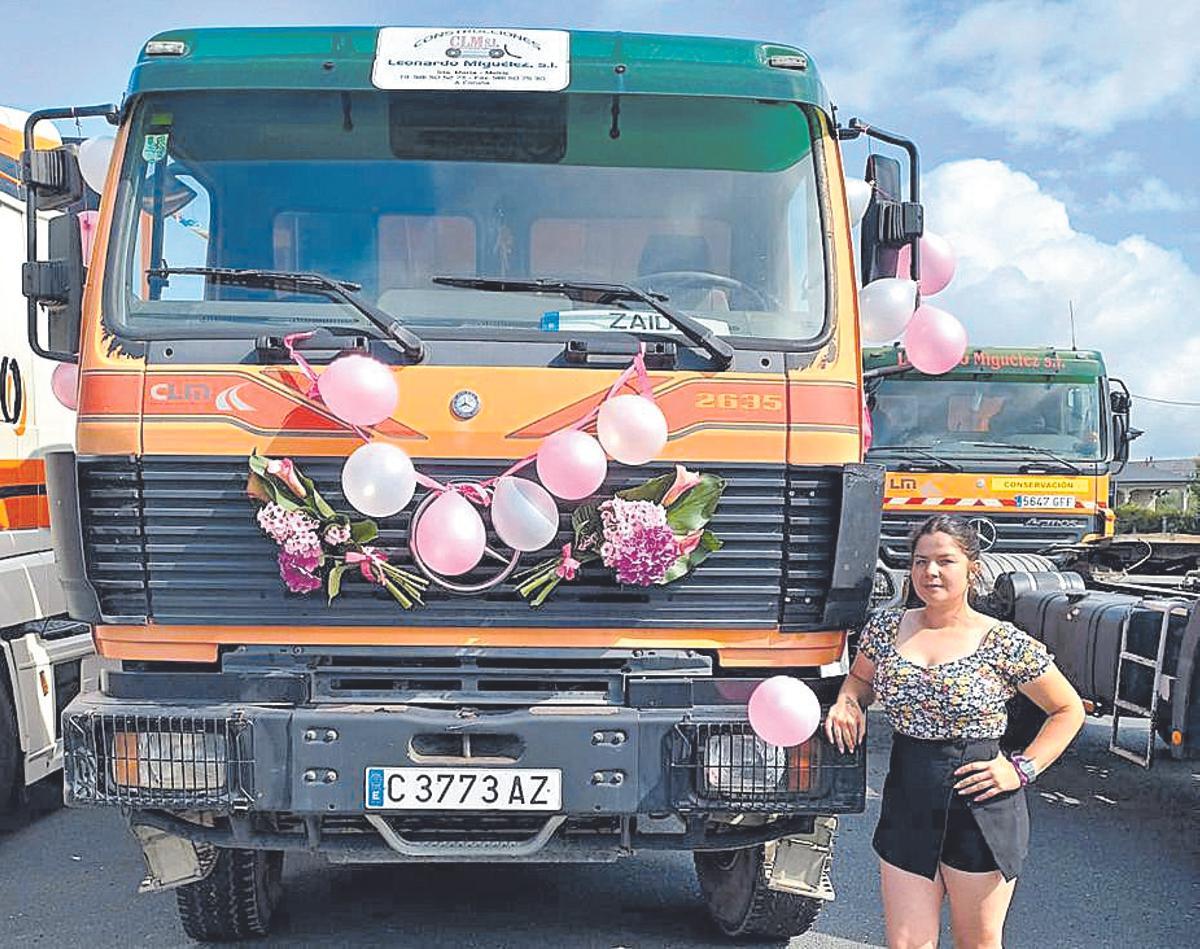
xmin=6 ymin=1 xmax=1199 ymax=459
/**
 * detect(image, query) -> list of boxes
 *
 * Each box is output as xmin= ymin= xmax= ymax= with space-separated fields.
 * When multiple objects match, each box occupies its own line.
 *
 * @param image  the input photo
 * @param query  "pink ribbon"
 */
xmin=345 ymin=547 xmax=388 ymax=583
xmin=555 ymin=544 xmax=582 ymax=581
xmin=282 ymin=332 xmax=321 ymax=398
xmin=280 ymin=336 xmax=656 ymax=511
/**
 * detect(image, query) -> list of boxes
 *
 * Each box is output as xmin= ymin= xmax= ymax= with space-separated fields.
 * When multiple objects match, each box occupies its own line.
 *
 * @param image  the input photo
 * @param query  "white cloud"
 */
xmin=813 ymin=0 xmax=1200 ymax=141
xmin=929 ymin=1 xmax=1200 ymax=141
xmin=922 ymin=158 xmax=1200 ymax=458
xmin=1100 ymin=177 xmax=1197 ymax=214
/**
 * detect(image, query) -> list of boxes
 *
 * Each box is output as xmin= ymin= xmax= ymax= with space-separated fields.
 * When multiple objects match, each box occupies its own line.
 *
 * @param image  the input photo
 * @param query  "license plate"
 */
xmin=364 ymin=767 xmax=562 ymax=811
xmin=1015 ymin=494 xmax=1075 ymax=509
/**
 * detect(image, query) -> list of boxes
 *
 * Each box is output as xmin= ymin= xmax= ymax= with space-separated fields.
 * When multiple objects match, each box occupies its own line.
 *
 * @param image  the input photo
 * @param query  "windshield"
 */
xmin=107 ymin=91 xmax=829 ymax=347
xmin=868 ymin=377 xmax=1105 ymax=462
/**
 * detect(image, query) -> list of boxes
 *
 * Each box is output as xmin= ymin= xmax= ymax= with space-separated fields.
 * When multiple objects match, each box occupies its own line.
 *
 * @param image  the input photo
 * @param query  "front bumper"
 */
xmin=62 ymin=677 xmax=865 ymax=859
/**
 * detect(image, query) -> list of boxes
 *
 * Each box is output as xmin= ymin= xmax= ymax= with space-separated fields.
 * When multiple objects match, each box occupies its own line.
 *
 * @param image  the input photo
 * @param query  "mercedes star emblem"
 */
xmin=966 ymin=516 xmax=999 ymax=552
xmin=450 ymin=390 xmax=481 ymax=420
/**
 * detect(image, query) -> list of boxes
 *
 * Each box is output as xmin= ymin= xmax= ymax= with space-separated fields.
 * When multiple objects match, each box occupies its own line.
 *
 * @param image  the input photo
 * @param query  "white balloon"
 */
xmin=77 ymin=136 xmax=116 ymax=194
xmin=341 ymin=442 xmax=416 ymax=518
xmin=858 ymin=277 xmax=918 ymax=344
xmin=491 ymin=476 xmax=559 ymax=552
xmin=845 ymin=177 xmax=872 ymax=227
xmin=597 ymin=394 xmax=668 ymax=466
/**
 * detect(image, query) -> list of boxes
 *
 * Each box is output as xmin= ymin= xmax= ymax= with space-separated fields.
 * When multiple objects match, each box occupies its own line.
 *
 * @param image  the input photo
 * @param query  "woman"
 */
xmin=825 ymin=514 xmax=1085 ymax=949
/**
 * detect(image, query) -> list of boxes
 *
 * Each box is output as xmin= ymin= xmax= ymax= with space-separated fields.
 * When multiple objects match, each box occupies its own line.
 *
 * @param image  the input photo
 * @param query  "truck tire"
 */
xmin=175 ymin=847 xmax=284 ymax=942
xmin=0 ymin=674 xmax=21 ymax=814
xmin=694 ymin=845 xmax=823 ymax=942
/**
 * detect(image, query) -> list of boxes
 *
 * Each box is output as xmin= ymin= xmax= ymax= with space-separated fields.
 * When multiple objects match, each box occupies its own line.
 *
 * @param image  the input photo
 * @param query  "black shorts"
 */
xmin=873 ymin=733 xmax=1029 ymax=881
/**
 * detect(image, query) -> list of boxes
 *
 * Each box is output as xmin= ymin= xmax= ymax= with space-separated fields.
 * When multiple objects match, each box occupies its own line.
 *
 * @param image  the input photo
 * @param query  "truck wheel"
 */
xmin=0 ymin=674 xmax=21 ymax=814
xmin=175 ymin=847 xmax=284 ymax=942
xmin=694 ymin=845 xmax=823 ymax=942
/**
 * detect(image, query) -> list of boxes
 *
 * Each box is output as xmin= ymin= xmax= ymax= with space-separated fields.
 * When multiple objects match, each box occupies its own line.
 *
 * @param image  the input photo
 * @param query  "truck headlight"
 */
xmin=702 ymin=733 xmax=789 ymax=796
xmin=112 ymin=730 xmax=227 ymax=791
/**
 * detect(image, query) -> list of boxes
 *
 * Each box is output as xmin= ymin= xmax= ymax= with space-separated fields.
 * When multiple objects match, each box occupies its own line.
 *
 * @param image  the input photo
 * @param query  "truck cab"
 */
xmin=864 ymin=345 xmax=1133 ymax=605
xmin=19 ymin=27 xmax=918 ymax=941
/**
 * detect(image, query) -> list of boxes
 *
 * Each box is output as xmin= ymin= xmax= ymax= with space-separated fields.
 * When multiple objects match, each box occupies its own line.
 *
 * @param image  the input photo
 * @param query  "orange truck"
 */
xmin=863 ymin=345 xmax=1135 ymax=606
xmin=20 ymin=27 xmax=925 ymax=941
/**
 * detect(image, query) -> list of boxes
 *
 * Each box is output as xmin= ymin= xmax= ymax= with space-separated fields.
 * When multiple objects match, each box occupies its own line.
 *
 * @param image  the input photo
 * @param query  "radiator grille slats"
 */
xmin=78 ymin=456 xmax=841 ymax=629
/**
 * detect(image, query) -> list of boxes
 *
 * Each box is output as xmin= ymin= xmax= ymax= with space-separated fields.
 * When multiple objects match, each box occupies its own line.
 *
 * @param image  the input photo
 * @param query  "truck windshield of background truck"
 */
xmin=868 ymin=376 xmax=1105 ymax=462
xmin=105 ymin=90 xmax=829 ymax=348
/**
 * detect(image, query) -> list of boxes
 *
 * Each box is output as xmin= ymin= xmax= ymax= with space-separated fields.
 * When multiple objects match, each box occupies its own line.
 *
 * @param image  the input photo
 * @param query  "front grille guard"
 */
xmin=669 ymin=721 xmax=860 ymax=813
xmin=64 ymin=711 xmax=254 ymax=811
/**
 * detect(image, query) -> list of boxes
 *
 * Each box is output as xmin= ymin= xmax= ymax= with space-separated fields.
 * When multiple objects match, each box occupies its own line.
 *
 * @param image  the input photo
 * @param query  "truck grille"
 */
xmin=77 ymin=456 xmax=842 ymax=630
xmin=879 ymin=510 xmax=1093 ymax=567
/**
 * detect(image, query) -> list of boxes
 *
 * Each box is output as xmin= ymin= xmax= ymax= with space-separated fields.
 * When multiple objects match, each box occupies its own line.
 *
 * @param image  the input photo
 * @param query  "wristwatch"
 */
xmin=1010 ymin=754 xmax=1038 ymax=786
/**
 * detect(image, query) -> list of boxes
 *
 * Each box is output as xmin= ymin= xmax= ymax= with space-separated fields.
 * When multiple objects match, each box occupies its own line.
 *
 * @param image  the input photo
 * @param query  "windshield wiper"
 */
xmin=869 ymin=445 xmax=962 ymax=472
xmin=147 ymin=267 xmax=426 ymax=360
xmin=959 ymin=441 xmax=1081 ymax=474
xmin=432 ymin=275 xmax=734 ymax=369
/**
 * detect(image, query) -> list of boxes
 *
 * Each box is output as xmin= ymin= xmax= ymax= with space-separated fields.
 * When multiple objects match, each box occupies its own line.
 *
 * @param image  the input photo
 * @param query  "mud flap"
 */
xmin=131 ymin=823 xmax=218 ymax=893
xmin=764 ymin=815 xmax=837 ymax=901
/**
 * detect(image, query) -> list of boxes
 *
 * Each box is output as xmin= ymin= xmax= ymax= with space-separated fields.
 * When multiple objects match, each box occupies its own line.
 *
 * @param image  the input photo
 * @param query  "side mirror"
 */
xmin=20 ymin=103 xmax=118 ymax=362
xmin=1110 ymin=389 xmax=1131 ymax=414
xmin=21 ymin=145 xmax=84 ymax=211
xmin=22 ymin=212 xmax=85 ymax=360
xmin=860 ymin=154 xmax=924 ymax=285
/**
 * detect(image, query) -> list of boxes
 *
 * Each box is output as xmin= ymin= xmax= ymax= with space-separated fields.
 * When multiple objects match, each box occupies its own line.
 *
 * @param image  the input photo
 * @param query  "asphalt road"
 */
xmin=1 ymin=712 xmax=1196 ymax=948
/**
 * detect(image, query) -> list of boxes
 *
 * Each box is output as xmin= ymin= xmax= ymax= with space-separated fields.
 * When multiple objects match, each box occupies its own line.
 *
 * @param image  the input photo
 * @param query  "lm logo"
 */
xmin=888 ymin=476 xmax=917 ymax=491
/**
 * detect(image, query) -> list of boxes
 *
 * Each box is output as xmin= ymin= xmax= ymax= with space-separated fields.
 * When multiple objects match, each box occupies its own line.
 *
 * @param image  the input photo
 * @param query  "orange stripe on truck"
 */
xmin=95 ymin=624 xmax=846 ymax=667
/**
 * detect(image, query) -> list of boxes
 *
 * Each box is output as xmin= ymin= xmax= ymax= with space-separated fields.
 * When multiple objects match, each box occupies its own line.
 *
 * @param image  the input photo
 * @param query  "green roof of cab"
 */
xmin=863 ymin=345 xmax=1107 ymax=379
xmin=128 ymin=27 xmax=828 ymax=110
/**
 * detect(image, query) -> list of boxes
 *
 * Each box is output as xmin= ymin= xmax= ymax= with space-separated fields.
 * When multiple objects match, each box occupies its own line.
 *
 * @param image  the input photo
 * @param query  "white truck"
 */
xmin=0 ymin=106 xmax=94 ymax=814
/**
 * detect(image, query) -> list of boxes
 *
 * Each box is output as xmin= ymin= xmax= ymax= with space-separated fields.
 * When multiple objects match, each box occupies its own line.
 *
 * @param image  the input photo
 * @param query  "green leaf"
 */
xmin=247 ymin=452 xmax=268 ymax=477
xmin=571 ymin=503 xmax=600 ymax=535
xmin=297 ymin=472 xmax=336 ymax=520
xmin=350 ymin=520 xmax=379 ymax=545
xmin=246 ymin=472 xmax=273 ymax=503
xmin=326 ymin=563 xmax=350 ymax=603
xmin=659 ymin=531 xmax=723 ymax=585
xmin=665 ymin=474 xmax=726 ymax=534
xmin=617 ymin=472 xmax=674 ymax=504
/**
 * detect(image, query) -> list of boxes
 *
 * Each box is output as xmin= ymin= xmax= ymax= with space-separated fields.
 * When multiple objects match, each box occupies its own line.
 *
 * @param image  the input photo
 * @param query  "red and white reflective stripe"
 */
xmin=883 ymin=496 xmax=1106 ymax=511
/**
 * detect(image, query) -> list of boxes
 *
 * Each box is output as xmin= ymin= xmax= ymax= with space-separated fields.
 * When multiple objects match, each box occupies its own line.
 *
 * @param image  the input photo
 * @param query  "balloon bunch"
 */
xmin=283 ymin=334 xmax=671 ymax=580
xmin=845 ymin=173 xmax=968 ymax=375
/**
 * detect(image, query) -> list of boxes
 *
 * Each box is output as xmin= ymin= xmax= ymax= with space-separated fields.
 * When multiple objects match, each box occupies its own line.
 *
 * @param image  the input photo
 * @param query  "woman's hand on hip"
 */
xmin=953 ymin=753 xmax=1022 ymax=801
xmin=823 ymin=695 xmax=865 ymax=754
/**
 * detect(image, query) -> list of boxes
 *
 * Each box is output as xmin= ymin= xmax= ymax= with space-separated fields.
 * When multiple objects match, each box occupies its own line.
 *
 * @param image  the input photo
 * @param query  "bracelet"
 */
xmin=1009 ymin=754 xmax=1036 ymax=786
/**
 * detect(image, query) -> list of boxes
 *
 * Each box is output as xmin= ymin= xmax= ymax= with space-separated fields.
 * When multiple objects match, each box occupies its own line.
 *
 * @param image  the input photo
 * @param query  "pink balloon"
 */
xmin=317 ymin=354 xmax=398 ymax=427
xmin=895 ymin=230 xmax=956 ymax=296
xmin=51 ymin=362 xmax=78 ymax=410
xmin=412 ymin=491 xmax=486 ymax=576
xmin=904 ymin=304 xmax=968 ymax=375
xmin=747 ymin=676 xmax=821 ymax=748
xmin=78 ymin=210 xmax=100 ymax=263
xmin=597 ymin=394 xmax=668 ymax=466
xmin=536 ymin=429 xmax=608 ymax=500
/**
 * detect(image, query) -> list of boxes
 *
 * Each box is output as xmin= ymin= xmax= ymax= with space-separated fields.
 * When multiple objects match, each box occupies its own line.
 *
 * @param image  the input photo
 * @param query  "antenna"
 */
xmin=1068 ymin=300 xmax=1078 ymax=350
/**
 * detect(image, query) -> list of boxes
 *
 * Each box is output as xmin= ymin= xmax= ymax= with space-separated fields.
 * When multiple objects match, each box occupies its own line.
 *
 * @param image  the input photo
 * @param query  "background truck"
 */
xmin=0 ymin=106 xmax=94 ymax=816
xmin=20 ymin=27 xmax=929 ymax=942
xmin=863 ymin=345 xmax=1135 ymax=607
